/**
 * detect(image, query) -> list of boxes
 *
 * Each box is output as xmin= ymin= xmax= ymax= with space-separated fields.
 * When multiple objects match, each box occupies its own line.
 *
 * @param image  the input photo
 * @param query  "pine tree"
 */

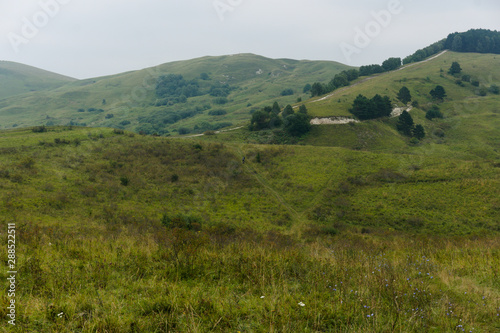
xmin=413 ymin=124 xmax=426 ymax=140
xmin=397 ymin=87 xmax=412 ymax=104
xmin=448 ymin=62 xmax=462 ymax=75
xmin=282 ymin=105 xmax=294 ymax=118
xmin=430 ymin=85 xmax=447 ymax=100
xmin=397 ymin=111 xmax=415 ymax=136
xmin=272 ymin=102 xmax=281 ymax=115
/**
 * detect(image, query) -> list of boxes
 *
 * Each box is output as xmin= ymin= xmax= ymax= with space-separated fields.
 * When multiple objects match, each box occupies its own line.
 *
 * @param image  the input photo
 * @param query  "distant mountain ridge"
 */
xmin=0 ymin=61 xmax=76 ymax=99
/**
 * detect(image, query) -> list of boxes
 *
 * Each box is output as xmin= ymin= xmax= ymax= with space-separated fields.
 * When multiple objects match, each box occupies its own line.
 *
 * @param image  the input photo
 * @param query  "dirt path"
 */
xmin=182 ymin=126 xmax=244 ymax=138
xmin=308 ymin=51 xmax=448 ymax=124
xmin=310 ymin=50 xmax=448 ymax=105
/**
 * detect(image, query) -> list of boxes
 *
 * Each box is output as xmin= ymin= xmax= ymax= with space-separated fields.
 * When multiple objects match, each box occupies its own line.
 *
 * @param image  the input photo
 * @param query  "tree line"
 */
xmin=403 ymin=29 xmax=500 ymax=65
xmin=308 ymin=57 xmax=404 ymax=97
xmin=250 ymin=102 xmax=310 ymax=137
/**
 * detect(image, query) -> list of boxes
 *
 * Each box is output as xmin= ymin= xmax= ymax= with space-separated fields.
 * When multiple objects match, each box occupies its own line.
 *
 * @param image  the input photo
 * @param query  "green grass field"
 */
xmin=0 ymin=126 xmax=498 ymax=332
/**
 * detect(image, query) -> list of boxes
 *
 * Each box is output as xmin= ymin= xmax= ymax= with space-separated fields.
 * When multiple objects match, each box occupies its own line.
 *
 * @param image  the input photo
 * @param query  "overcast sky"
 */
xmin=1 ymin=0 xmax=499 ymax=79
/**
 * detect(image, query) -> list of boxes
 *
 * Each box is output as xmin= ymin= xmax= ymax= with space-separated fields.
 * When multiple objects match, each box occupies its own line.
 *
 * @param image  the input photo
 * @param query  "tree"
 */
xmin=397 ymin=111 xmax=415 ymax=136
xmin=282 ymin=105 xmax=294 ymax=118
xmin=303 ymin=84 xmax=312 ymax=93
xmin=359 ymin=64 xmax=384 ymax=76
xmin=284 ymin=113 xmax=310 ymax=137
xmin=272 ymin=102 xmax=281 ymax=115
xmin=250 ymin=110 xmax=270 ymax=131
xmin=382 ymin=57 xmax=402 ymax=71
xmin=451 ymin=35 xmax=463 ymax=52
xmin=298 ymin=104 xmax=308 ymax=114
xmin=489 ymin=84 xmax=500 ymax=94
xmin=349 ymin=94 xmax=372 ymax=120
xmin=413 ymin=124 xmax=426 ymax=140
xmin=448 ymin=62 xmax=462 ymax=75
xmin=311 ymin=82 xmax=325 ymax=97
xmin=397 ymin=86 xmax=412 ymax=104
xmin=345 ymin=69 xmax=359 ymax=81
xmin=331 ymin=72 xmax=349 ymax=88
xmin=280 ymin=88 xmax=294 ymax=96
xmin=430 ymin=85 xmax=447 ymax=100
xmin=371 ymin=94 xmax=392 ymax=118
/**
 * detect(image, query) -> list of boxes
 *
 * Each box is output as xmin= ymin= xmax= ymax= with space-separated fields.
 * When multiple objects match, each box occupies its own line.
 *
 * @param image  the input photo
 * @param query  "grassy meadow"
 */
xmin=0 ymin=126 xmax=498 ymax=332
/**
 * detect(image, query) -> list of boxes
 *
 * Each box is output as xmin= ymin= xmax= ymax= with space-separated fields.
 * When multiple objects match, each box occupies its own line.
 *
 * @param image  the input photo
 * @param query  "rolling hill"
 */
xmin=0 ymin=37 xmax=499 ymax=332
xmin=295 ymin=52 xmax=500 ymax=160
xmin=0 ymin=54 xmax=352 ymax=133
xmin=0 ymin=61 xmax=76 ymax=99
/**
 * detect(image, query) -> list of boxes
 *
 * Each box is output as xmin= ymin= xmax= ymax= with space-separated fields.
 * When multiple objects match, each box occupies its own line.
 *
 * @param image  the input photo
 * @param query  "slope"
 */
xmin=0 ymin=54 xmax=351 ymax=133
xmin=0 ymin=125 xmax=498 ymax=332
xmin=299 ymin=52 xmax=500 ymax=159
xmin=0 ymin=61 xmax=76 ymax=99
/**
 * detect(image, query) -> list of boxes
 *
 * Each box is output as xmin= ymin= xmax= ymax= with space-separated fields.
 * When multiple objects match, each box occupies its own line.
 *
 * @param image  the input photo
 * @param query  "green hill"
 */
xmin=295 ymin=52 xmax=500 ymax=159
xmin=0 ymin=54 xmax=351 ymax=133
xmin=0 ymin=61 xmax=76 ymax=99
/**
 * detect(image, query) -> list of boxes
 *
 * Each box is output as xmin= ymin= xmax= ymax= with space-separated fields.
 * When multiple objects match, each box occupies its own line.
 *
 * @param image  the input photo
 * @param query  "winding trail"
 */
xmin=310 ymin=50 xmax=448 ymax=105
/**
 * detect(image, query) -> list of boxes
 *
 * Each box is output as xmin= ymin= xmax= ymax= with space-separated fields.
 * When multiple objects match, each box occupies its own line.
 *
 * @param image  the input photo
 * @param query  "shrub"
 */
xmin=32 ymin=126 xmax=47 ymax=133
xmin=280 ymin=88 xmax=294 ymax=96
xmin=489 ymin=84 xmax=499 ymax=94
xmin=178 ymin=128 xmax=190 ymax=135
xmin=208 ymin=109 xmax=227 ymax=116
xmin=171 ymin=174 xmax=179 ymax=182
xmin=426 ymin=106 xmax=444 ymax=120
xmin=213 ymin=97 xmax=228 ymax=105
xmin=478 ymin=86 xmax=488 ymax=96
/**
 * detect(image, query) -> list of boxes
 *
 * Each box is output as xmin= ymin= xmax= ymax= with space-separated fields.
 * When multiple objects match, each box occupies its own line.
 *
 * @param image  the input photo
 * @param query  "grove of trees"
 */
xmin=250 ymin=103 xmax=310 ymax=137
xmin=349 ymin=94 xmax=392 ymax=120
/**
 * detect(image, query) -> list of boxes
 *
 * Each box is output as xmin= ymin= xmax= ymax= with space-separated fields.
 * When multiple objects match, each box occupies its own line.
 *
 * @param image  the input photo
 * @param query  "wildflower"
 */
xmin=260 ymin=296 xmax=265 ymax=299
xmin=298 ymin=302 xmax=305 ymax=307
xmin=57 ymin=312 xmax=64 ymax=318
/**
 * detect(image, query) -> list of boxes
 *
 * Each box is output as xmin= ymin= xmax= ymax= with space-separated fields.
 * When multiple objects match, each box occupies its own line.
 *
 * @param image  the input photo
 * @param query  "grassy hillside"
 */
xmin=0 ymin=61 xmax=75 ymax=99
xmin=294 ymin=52 xmax=500 ymax=157
xmin=0 ymin=54 xmax=351 ymax=134
xmin=0 ymin=126 xmax=498 ymax=332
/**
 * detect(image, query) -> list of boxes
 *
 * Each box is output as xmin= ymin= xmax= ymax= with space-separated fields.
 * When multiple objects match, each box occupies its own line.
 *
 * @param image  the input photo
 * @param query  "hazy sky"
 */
xmin=1 ymin=0 xmax=499 ymax=79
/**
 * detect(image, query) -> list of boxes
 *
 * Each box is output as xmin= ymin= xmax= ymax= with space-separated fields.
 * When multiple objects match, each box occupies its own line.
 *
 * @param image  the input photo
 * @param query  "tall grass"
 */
xmin=0 ymin=127 xmax=498 ymax=332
